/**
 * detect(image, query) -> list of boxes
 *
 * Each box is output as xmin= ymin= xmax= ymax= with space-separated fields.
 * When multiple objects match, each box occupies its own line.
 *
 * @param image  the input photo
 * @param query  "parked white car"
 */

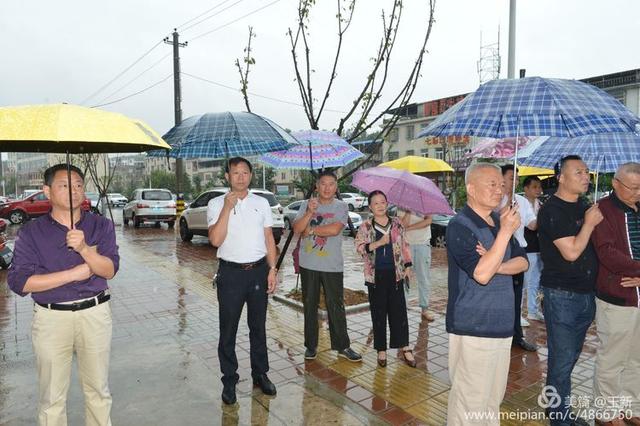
xmin=179 ymin=188 xmax=285 ymax=244
xmin=283 ymin=200 xmax=362 ymax=231
xmin=107 ymin=193 xmax=128 ymax=207
xmin=123 ymin=188 xmax=177 ymax=228
xmin=340 ymin=193 xmax=366 ymax=211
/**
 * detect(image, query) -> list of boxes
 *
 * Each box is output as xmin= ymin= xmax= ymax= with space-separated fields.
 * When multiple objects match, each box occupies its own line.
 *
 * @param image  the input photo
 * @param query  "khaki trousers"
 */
xmin=32 ymin=301 xmax=113 ymax=426
xmin=594 ymin=298 xmax=640 ymax=420
xmin=447 ymin=334 xmax=513 ymax=426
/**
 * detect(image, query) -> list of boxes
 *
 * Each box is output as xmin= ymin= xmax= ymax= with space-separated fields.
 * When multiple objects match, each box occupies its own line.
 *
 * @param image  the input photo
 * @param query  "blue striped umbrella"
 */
xmin=519 ymin=132 xmax=640 ymax=173
xmin=147 ymin=111 xmax=299 ymax=158
xmin=418 ymin=77 xmax=640 ymax=139
xmin=257 ymin=129 xmax=362 ymax=170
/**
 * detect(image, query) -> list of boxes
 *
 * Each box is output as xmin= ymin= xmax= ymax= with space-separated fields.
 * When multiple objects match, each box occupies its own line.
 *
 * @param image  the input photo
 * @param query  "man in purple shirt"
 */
xmin=8 ymin=164 xmax=119 ymax=426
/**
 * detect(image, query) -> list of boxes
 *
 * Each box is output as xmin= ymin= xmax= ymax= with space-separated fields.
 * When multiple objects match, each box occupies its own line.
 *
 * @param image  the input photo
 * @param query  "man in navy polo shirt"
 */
xmin=208 ymin=157 xmax=278 ymax=405
xmin=8 ymin=164 xmax=119 ymax=426
xmin=445 ymin=163 xmax=528 ymax=426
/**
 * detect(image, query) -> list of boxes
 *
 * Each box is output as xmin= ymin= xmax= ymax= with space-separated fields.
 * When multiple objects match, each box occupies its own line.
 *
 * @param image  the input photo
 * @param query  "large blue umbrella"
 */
xmin=147 ymin=111 xmax=299 ymax=158
xmin=418 ymin=77 xmax=640 ymax=139
xmin=417 ymin=77 xmax=640 ymax=199
xmin=519 ymin=132 xmax=640 ymax=173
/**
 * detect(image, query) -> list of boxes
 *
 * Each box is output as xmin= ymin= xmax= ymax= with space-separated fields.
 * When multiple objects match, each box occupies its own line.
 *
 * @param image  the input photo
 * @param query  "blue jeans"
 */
xmin=543 ymin=287 xmax=595 ymax=425
xmin=524 ymin=253 xmax=542 ymax=316
xmin=409 ymin=243 xmax=431 ymax=309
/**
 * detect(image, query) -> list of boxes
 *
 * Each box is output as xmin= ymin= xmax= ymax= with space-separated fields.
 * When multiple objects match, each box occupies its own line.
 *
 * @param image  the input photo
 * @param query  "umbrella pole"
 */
xmin=512 ymin=122 xmax=520 ymax=204
xmin=66 ymin=151 xmax=74 ymax=229
xmin=594 ymin=155 xmax=602 ymax=201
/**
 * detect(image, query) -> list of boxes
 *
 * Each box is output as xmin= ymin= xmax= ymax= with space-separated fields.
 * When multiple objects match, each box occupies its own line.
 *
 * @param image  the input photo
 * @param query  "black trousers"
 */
xmin=513 ymin=272 xmax=525 ymax=341
xmin=367 ymin=269 xmax=409 ymax=352
xmin=216 ymin=262 xmax=269 ymax=386
xmin=300 ymin=267 xmax=350 ymax=351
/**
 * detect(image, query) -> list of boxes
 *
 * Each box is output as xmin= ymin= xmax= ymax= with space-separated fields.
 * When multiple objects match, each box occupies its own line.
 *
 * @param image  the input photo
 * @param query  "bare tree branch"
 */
xmin=235 ymin=26 xmax=256 ymax=113
xmin=315 ymin=0 xmax=356 ymax=124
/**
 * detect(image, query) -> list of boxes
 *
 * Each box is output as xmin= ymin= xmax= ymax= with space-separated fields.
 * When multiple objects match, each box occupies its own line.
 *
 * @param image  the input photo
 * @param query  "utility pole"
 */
xmin=507 ymin=0 xmax=516 ymax=79
xmin=164 ymin=29 xmax=187 ymax=212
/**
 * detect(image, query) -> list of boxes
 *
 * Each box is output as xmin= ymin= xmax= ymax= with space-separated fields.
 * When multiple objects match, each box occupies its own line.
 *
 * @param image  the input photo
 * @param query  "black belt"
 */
xmin=37 ymin=291 xmax=110 ymax=311
xmin=219 ymin=257 xmax=267 ymax=270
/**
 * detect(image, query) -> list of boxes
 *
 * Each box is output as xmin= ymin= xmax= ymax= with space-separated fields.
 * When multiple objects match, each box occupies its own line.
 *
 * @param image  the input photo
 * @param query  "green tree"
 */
xmin=150 ymin=170 xmax=193 ymax=198
xmin=192 ymin=175 xmax=202 ymax=196
xmin=252 ymin=166 xmax=276 ymax=190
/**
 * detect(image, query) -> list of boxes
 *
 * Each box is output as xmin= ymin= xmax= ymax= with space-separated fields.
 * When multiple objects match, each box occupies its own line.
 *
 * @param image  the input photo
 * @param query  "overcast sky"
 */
xmin=2 ymin=0 xmax=639 ymax=139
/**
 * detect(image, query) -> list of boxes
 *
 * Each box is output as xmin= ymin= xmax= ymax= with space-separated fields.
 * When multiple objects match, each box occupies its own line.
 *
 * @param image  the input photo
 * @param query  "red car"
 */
xmin=0 ymin=191 xmax=91 ymax=224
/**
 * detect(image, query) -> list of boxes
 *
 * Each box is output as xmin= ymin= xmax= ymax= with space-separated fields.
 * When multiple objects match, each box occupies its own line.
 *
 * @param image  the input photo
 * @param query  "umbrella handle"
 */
xmin=66 ymin=151 xmax=74 ymax=230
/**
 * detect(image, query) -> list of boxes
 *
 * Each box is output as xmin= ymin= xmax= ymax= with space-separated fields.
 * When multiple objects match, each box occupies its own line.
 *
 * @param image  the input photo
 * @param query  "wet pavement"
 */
xmin=0 ymin=212 xmax=599 ymax=425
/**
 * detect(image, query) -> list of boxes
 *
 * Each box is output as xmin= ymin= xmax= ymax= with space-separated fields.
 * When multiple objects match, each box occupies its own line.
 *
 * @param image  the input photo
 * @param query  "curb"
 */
xmin=273 ymin=294 xmax=370 ymax=320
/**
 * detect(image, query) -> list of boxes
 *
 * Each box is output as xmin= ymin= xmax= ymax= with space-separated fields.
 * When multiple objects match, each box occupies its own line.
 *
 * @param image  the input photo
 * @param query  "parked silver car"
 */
xmin=123 ymin=188 xmax=177 ymax=228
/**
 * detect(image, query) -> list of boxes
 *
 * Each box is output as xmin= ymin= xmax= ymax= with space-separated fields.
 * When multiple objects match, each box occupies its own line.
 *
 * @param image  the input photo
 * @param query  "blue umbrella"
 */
xmin=417 ymin=77 xmax=640 ymax=200
xmin=520 ymin=132 xmax=640 ymax=173
xmin=418 ymin=77 xmax=639 ymax=139
xmin=147 ymin=111 xmax=299 ymax=158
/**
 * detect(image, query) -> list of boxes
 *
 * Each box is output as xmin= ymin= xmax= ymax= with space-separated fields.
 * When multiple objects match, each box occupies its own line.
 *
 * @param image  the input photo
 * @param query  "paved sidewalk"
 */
xmin=0 ymin=224 xmax=599 ymax=425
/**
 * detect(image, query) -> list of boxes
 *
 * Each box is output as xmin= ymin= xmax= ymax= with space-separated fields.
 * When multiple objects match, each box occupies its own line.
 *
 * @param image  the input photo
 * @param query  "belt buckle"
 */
xmin=241 ymin=263 xmax=254 ymax=270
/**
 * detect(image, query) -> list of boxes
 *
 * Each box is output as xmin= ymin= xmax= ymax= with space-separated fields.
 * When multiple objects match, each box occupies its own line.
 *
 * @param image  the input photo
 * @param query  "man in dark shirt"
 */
xmin=8 ymin=164 xmax=119 ymax=426
xmin=538 ymin=155 xmax=602 ymax=426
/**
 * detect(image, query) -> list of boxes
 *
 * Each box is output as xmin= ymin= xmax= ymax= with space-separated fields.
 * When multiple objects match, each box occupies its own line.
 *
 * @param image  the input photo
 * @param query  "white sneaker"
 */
xmin=520 ymin=317 xmax=530 ymax=327
xmin=527 ymin=312 xmax=544 ymax=321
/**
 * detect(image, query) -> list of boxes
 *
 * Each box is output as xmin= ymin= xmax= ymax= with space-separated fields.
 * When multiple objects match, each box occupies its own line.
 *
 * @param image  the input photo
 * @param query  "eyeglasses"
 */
xmin=615 ymin=177 xmax=640 ymax=193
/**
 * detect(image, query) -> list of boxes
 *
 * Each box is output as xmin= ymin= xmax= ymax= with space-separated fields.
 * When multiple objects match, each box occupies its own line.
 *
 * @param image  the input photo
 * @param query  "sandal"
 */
xmin=401 ymin=348 xmax=417 ymax=368
xmin=377 ymin=351 xmax=387 ymax=368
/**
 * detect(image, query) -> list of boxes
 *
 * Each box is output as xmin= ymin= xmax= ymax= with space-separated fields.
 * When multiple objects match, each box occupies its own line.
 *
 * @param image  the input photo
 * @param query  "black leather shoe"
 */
xmin=304 ymin=348 xmax=317 ymax=360
xmin=514 ymin=339 xmax=538 ymax=352
xmin=253 ymin=374 xmax=277 ymax=396
xmin=221 ymin=384 xmax=236 ymax=405
xmin=338 ymin=347 xmax=362 ymax=362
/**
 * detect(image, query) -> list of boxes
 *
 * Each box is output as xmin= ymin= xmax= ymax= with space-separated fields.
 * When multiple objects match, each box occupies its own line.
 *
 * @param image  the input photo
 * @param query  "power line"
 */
xmin=96 ymin=53 xmax=172 ymax=105
xmin=80 ymin=40 xmax=164 ymax=105
xmin=90 ymin=74 xmax=172 ymax=108
xmin=182 ymin=71 xmax=348 ymax=114
xmin=181 ymin=0 xmax=247 ymax=33
xmin=188 ymin=0 xmax=281 ymax=42
xmin=176 ymin=0 xmax=235 ymax=30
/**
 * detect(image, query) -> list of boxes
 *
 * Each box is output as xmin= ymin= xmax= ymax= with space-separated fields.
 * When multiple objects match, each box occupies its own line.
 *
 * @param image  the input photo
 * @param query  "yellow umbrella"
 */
xmin=380 ymin=155 xmax=454 ymax=173
xmin=0 ymin=104 xmax=170 ymax=152
xmin=518 ymin=166 xmax=554 ymax=177
xmin=0 ymin=103 xmax=171 ymax=226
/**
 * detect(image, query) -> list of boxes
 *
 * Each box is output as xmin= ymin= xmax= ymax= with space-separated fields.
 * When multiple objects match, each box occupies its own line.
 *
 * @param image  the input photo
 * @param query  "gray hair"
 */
xmin=614 ymin=162 xmax=640 ymax=179
xmin=465 ymin=162 xmax=501 ymax=185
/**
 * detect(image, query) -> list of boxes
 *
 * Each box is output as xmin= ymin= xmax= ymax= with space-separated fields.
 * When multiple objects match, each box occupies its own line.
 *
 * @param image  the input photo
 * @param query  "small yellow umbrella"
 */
xmin=0 ymin=103 xmax=171 ymax=226
xmin=380 ymin=155 xmax=454 ymax=173
xmin=518 ymin=166 xmax=554 ymax=177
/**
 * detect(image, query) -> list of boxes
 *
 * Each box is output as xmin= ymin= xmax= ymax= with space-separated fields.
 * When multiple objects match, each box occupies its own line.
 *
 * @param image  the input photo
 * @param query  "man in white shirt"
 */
xmin=207 ymin=157 xmax=278 ymax=405
xmin=399 ymin=209 xmax=435 ymax=321
xmin=500 ymin=165 xmax=538 ymax=352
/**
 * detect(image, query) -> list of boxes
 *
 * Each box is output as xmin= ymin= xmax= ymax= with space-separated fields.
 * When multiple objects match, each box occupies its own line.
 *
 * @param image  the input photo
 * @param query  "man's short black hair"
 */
xmin=225 ymin=157 xmax=253 ymax=174
xmin=317 ymin=169 xmax=337 ymax=181
xmin=44 ymin=164 xmax=85 ymax=186
xmin=500 ymin=164 xmax=519 ymax=175
xmin=554 ymin=155 xmax=582 ymax=177
xmin=523 ymin=175 xmax=542 ymax=188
